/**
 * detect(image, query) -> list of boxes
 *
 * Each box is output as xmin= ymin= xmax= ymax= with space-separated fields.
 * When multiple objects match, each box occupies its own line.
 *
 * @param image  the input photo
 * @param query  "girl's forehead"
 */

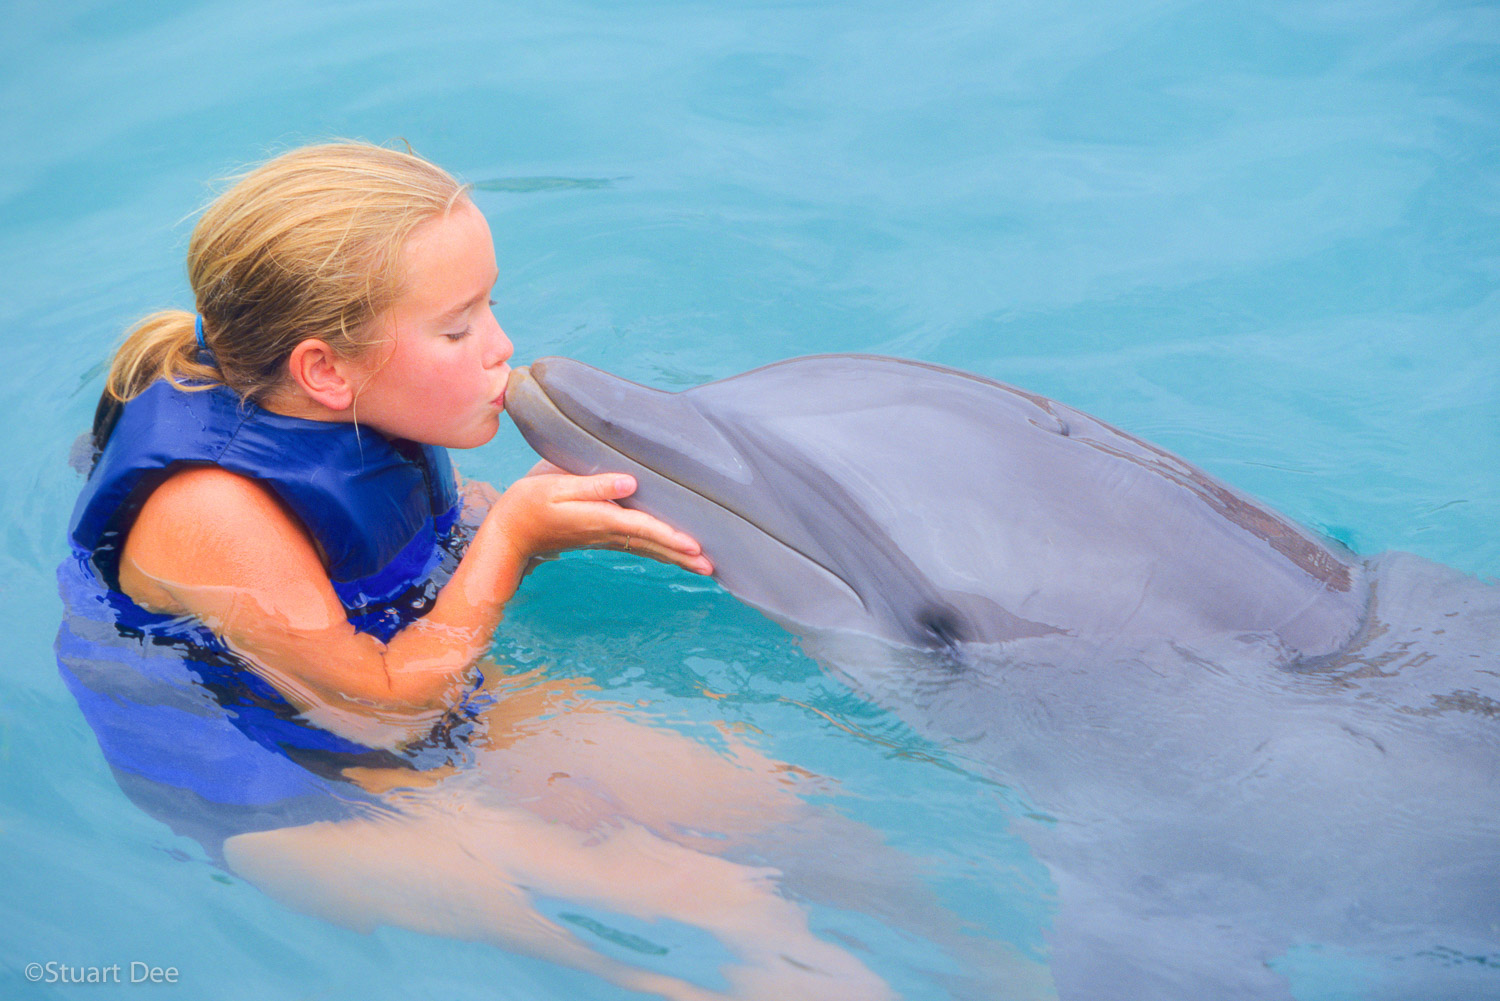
xmin=388 ymin=202 xmax=496 ymax=315
xmin=402 ymin=200 xmax=491 ymax=264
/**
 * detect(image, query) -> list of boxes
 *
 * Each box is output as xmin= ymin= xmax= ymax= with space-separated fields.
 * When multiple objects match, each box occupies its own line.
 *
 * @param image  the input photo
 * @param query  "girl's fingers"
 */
xmin=615 ymin=510 xmax=702 ymax=556
xmin=605 ymin=513 xmax=711 ymax=574
xmin=617 ymin=537 xmax=714 ymax=575
xmin=514 ymin=470 xmax=710 ymax=570
xmin=550 ymin=477 xmax=698 ymax=552
xmin=554 ymin=473 xmax=635 ymax=503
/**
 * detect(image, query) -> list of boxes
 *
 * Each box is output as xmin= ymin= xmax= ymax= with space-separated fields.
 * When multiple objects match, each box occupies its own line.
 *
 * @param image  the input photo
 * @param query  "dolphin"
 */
xmin=505 ymin=354 xmax=1500 ymax=1001
xmin=506 ymin=353 xmax=1369 ymax=663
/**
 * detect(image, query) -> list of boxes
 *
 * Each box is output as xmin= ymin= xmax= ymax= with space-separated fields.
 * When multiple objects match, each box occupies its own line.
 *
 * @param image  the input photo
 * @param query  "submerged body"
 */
xmin=507 ymin=354 xmax=1500 ymax=1000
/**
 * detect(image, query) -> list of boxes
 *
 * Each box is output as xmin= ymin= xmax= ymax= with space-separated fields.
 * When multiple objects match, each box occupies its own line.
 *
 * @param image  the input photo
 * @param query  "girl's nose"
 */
xmin=486 ymin=320 xmax=514 ymax=368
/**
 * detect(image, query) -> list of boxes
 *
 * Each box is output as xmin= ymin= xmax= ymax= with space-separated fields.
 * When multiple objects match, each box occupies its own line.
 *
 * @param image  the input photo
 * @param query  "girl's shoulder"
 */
xmin=72 ymin=376 xmax=458 ymax=589
xmin=116 ymin=464 xmax=315 ymax=616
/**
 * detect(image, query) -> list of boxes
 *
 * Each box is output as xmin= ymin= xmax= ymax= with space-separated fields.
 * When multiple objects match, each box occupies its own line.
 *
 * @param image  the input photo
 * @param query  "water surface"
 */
xmin=2 ymin=1 xmax=1496 ymax=998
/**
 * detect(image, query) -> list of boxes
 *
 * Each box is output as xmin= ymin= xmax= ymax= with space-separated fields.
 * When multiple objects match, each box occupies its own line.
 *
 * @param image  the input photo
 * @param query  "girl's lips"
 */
xmin=492 ymin=365 xmax=514 ymax=409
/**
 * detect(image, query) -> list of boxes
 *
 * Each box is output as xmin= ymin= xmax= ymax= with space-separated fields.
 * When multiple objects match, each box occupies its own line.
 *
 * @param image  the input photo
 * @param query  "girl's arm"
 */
xmin=117 ymin=465 xmax=710 ymax=718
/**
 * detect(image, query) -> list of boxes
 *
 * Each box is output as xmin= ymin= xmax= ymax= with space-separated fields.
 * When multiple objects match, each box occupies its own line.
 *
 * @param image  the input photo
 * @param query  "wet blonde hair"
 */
xmin=105 ymin=141 xmax=469 ymax=405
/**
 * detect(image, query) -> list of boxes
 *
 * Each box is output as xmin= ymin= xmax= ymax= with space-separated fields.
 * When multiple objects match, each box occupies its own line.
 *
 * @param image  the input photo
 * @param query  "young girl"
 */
xmin=60 ymin=141 xmax=904 ymax=1000
xmin=81 ymin=142 xmax=709 ymax=727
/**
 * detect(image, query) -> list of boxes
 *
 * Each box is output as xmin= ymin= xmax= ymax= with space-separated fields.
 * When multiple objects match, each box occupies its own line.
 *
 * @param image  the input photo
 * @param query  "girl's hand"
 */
xmin=487 ymin=465 xmax=713 ymax=576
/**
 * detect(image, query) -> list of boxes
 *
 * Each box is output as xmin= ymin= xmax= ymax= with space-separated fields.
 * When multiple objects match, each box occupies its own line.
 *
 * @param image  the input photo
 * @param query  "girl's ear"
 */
xmin=286 ymin=338 xmax=360 ymax=412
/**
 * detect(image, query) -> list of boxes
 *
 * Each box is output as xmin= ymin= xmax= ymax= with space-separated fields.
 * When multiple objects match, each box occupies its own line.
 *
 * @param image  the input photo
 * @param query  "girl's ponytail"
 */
xmin=105 ymin=309 xmax=221 ymax=402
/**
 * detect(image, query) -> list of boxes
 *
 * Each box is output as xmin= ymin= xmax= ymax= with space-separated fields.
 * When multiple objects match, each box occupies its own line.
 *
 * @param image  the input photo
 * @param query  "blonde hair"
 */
xmin=105 ymin=141 xmax=469 ymax=404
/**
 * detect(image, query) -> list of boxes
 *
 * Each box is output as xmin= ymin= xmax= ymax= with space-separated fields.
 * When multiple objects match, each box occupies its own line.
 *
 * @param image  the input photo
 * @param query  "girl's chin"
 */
xmin=433 ymin=417 xmax=502 ymax=451
xmin=470 ymin=414 xmax=504 ymax=447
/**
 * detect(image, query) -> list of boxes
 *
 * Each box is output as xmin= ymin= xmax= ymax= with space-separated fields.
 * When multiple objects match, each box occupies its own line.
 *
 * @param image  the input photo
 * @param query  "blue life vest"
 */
xmin=71 ymin=376 xmax=462 ymax=636
xmin=56 ymin=378 xmax=479 ymax=856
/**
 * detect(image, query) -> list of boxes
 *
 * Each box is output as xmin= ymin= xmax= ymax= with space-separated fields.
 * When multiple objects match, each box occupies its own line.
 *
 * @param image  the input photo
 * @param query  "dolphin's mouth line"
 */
xmin=517 ymin=373 xmax=868 ymax=613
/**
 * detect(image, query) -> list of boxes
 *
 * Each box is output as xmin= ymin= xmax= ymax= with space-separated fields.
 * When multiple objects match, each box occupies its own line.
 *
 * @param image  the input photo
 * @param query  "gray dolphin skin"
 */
xmin=505 ymin=354 xmax=1500 ymax=1001
xmin=507 ymin=354 xmax=1369 ymax=662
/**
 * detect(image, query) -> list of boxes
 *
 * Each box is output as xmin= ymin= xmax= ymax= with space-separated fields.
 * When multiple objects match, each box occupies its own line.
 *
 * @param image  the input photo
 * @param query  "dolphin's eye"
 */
xmin=918 ymin=607 xmax=966 ymax=648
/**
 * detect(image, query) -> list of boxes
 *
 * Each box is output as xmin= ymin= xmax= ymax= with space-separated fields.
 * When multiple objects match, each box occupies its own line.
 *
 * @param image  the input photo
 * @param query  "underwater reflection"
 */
xmin=57 ymin=554 xmax=1048 ymax=1001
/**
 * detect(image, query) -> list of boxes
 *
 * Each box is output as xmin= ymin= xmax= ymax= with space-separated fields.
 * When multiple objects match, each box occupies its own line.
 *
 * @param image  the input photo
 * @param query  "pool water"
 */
xmin=2 ymin=1 xmax=1497 ymax=999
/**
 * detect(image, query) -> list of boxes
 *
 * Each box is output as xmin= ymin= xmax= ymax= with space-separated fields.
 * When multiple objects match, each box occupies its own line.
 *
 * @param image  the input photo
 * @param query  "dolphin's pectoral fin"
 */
xmin=914 ymin=605 xmax=968 ymax=649
xmin=928 ymin=590 xmax=1068 ymax=650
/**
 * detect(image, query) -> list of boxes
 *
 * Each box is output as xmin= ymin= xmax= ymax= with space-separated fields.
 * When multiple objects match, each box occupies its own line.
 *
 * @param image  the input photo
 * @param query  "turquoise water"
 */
xmin=3 ymin=1 xmax=1497 ymax=999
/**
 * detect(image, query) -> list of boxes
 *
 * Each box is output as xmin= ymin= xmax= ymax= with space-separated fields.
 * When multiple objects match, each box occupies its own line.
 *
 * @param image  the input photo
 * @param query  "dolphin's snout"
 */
xmin=524 ymin=357 xmax=558 ymax=387
xmin=520 ymin=357 xmax=677 ymax=441
xmin=507 ymin=356 xmax=754 ymax=493
xmin=506 ymin=364 xmax=532 ymax=398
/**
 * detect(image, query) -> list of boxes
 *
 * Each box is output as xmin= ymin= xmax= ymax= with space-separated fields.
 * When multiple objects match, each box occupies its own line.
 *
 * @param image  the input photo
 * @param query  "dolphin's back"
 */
xmin=686 ymin=355 xmax=1368 ymax=660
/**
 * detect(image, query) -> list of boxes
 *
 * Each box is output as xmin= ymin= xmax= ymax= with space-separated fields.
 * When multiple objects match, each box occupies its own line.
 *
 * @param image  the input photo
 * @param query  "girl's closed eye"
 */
xmin=447 ymin=298 xmax=497 ymax=341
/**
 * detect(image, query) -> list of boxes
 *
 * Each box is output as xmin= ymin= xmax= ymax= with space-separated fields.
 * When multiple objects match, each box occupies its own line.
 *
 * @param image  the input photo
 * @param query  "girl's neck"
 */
xmin=257 ymin=383 xmax=355 ymax=424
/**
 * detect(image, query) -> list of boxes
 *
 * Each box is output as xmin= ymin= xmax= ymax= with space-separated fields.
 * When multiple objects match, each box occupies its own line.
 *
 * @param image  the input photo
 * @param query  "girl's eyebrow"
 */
xmin=438 ymin=292 xmax=486 ymax=322
xmin=437 ymin=271 xmax=500 ymax=321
